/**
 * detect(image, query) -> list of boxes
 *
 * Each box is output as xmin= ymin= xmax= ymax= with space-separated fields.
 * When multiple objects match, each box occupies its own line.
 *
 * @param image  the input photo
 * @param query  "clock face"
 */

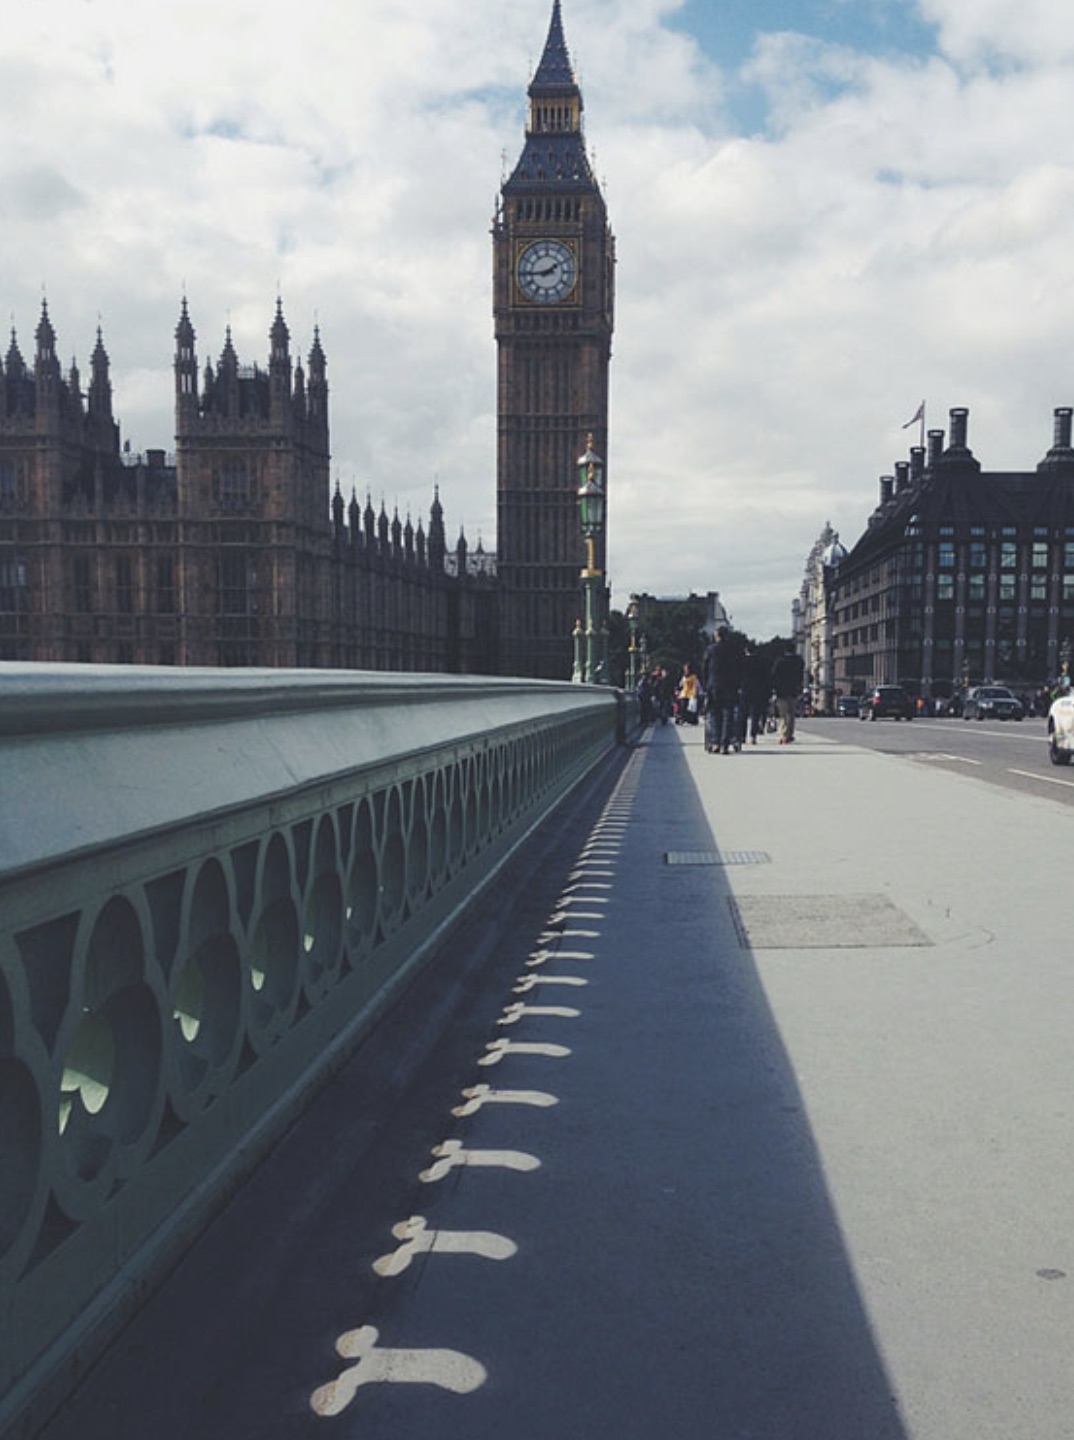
xmin=517 ymin=239 xmax=577 ymax=304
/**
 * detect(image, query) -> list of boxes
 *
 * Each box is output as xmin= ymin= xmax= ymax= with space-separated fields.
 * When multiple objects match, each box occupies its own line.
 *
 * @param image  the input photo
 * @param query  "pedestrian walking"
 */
xmin=676 ymin=662 xmax=701 ymax=725
xmin=740 ymin=645 xmax=772 ymax=746
xmin=652 ymin=667 xmax=674 ymax=725
xmin=635 ymin=671 xmax=652 ymax=725
xmin=771 ymin=644 xmax=805 ymax=745
xmin=702 ymin=626 xmax=744 ymax=754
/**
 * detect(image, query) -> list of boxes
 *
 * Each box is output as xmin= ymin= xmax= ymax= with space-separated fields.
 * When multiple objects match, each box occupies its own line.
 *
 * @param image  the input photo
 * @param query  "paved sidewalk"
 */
xmin=37 ymin=721 xmax=1074 ymax=1440
xmin=676 ymin=718 xmax=1074 ymax=1440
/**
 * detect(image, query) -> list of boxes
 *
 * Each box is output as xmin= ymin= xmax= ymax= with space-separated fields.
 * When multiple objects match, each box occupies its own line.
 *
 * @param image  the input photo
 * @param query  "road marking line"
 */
xmin=526 ymin=948 xmax=596 ymax=967
xmin=513 ymin=974 xmax=588 ymax=993
xmin=498 ymin=1002 xmax=580 ymax=1025
xmin=1008 ymin=767 xmax=1074 ymax=789
xmin=915 ymin=752 xmax=983 ymax=765
xmin=372 ymin=1216 xmax=517 ymax=1276
xmin=310 ymin=1326 xmax=486 ymax=1415
xmin=452 ymin=1084 xmax=559 ymax=1116
xmin=419 ymin=1138 xmax=541 ymax=1182
xmin=477 ymin=1038 xmax=572 ymax=1067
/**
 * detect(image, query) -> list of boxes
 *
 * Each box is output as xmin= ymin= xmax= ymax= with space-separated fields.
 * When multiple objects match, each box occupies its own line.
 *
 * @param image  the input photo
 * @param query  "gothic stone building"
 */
xmin=0 ymin=300 xmax=496 ymax=671
xmin=494 ymin=0 xmax=615 ymax=680
xmin=823 ymin=406 xmax=1074 ymax=701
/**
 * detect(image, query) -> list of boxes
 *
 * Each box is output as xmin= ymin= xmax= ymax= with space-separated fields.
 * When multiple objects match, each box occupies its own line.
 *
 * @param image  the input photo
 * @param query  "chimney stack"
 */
xmin=927 ymin=429 xmax=944 ymax=468
xmin=949 ymin=407 xmax=969 ymax=449
xmin=879 ymin=475 xmax=894 ymax=504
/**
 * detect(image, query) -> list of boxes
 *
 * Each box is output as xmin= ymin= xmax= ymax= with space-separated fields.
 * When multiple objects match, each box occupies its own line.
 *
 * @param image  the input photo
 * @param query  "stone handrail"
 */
xmin=0 ymin=663 xmax=627 ymax=1433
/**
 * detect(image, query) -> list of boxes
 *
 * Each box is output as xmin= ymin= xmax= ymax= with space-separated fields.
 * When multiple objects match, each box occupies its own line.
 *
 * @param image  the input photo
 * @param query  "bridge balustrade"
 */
xmin=0 ymin=664 xmax=625 ymax=1433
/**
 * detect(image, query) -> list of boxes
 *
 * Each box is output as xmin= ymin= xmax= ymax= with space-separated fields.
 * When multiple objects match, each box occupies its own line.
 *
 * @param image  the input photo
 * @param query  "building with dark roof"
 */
xmin=820 ymin=406 xmax=1074 ymax=703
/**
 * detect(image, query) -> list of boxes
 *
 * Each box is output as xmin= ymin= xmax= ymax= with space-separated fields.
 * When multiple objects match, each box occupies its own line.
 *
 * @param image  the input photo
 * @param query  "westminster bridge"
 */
xmin=4 ymin=667 xmax=1074 ymax=1440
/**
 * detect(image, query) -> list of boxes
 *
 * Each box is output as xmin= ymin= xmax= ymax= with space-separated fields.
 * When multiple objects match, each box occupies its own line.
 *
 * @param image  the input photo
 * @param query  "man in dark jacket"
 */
xmin=741 ymin=645 xmax=773 ymax=745
xmin=771 ymin=645 xmax=805 ymax=744
xmin=702 ymin=625 xmax=744 ymax=754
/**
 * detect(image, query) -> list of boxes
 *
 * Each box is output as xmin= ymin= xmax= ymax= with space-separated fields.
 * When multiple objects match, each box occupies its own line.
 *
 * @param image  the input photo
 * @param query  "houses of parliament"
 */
xmin=0 ymin=2 xmax=614 ymax=681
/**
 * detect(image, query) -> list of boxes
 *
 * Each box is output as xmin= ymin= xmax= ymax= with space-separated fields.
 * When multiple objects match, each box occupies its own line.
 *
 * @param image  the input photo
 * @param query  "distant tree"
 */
xmin=750 ymin=634 xmax=795 ymax=670
xmin=640 ymin=600 xmax=707 ymax=676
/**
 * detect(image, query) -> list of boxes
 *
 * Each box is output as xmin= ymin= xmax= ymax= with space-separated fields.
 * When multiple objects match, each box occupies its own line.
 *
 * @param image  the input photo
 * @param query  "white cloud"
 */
xmin=4 ymin=0 xmax=1074 ymax=639
xmin=920 ymin=0 xmax=1074 ymax=69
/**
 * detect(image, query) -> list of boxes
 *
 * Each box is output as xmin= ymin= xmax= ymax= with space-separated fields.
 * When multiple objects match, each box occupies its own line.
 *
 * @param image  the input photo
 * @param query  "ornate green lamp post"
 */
xmin=576 ymin=435 xmax=608 ymax=685
xmin=626 ymin=594 xmax=640 ymax=690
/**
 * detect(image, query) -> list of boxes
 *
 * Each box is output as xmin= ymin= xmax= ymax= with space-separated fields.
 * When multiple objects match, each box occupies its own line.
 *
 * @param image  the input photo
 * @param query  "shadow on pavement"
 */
xmin=561 ymin=725 xmax=910 ymax=1438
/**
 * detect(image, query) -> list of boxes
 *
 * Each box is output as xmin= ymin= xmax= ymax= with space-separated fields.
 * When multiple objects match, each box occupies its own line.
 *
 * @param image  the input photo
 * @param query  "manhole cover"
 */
xmin=729 ymin=893 xmax=932 ymax=949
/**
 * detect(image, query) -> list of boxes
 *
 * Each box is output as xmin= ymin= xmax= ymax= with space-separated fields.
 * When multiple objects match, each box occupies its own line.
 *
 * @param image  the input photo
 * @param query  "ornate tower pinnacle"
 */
xmin=528 ymin=0 xmax=582 ymax=134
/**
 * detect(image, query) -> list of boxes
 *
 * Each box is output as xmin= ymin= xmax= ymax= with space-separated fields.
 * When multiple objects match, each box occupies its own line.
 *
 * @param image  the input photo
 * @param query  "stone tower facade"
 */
xmin=173 ymin=298 xmax=332 ymax=666
xmin=493 ymin=0 xmax=615 ymax=679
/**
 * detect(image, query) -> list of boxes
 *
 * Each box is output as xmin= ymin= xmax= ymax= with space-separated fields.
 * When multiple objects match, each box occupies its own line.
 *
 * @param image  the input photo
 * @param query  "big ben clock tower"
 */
xmin=494 ymin=0 xmax=615 ymax=679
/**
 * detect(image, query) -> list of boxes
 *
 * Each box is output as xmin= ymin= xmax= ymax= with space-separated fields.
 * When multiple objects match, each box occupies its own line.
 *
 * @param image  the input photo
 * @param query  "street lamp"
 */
xmin=575 ymin=434 xmax=608 ymax=684
xmin=626 ymin=594 xmax=640 ymax=689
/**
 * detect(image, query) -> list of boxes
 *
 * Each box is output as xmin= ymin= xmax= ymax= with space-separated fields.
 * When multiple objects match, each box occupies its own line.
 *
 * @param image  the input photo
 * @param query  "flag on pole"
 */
xmin=902 ymin=401 xmax=924 ymax=429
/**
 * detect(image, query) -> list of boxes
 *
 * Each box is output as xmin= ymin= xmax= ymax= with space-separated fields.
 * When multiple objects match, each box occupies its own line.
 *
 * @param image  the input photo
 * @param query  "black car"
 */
xmin=962 ymin=685 xmax=1024 ymax=721
xmin=859 ymin=685 xmax=914 ymax=720
xmin=836 ymin=694 xmax=860 ymax=717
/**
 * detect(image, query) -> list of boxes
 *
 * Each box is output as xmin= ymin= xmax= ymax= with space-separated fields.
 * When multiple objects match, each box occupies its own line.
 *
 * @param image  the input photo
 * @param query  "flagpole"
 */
xmin=902 ymin=400 xmax=926 ymax=451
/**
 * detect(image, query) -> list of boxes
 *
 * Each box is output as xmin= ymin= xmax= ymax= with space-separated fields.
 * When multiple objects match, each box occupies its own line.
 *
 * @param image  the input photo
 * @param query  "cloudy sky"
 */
xmin=4 ymin=0 xmax=1074 ymax=638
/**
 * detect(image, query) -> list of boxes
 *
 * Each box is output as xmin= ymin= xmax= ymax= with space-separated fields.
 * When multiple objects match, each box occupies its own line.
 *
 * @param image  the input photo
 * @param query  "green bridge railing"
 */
xmin=0 ymin=664 xmax=629 ymax=1434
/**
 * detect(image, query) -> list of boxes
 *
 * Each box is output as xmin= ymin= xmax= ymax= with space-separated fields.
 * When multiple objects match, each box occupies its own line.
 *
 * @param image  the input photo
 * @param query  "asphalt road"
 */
xmin=804 ymin=712 xmax=1074 ymax=806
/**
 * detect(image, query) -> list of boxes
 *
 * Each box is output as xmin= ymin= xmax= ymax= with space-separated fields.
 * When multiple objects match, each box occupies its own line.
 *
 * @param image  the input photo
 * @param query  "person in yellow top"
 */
xmin=676 ymin=662 xmax=700 ymax=726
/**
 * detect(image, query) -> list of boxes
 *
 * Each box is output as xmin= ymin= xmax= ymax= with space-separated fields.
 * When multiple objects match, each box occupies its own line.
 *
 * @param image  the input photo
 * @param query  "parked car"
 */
xmin=962 ymin=685 xmax=1024 ymax=721
xmin=858 ymin=685 xmax=914 ymax=720
xmin=1047 ymin=691 xmax=1074 ymax=765
xmin=836 ymin=695 xmax=860 ymax=717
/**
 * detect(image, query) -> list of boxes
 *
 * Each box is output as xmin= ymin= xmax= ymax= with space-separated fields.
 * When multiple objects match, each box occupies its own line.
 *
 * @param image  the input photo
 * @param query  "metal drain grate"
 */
xmin=665 ymin=850 xmax=771 ymax=867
